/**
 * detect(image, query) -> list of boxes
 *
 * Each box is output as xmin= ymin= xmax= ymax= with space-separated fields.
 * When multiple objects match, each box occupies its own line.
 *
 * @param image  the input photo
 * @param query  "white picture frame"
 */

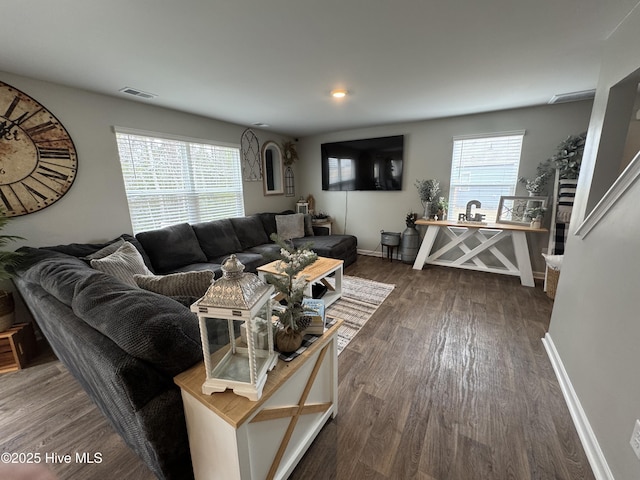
xmin=496 ymin=196 xmax=548 ymax=225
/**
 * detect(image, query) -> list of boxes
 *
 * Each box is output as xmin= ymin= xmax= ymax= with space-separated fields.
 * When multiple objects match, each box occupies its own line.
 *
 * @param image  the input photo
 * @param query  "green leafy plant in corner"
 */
xmin=0 ymin=211 xmax=24 ymax=281
xmin=550 ymin=132 xmax=586 ymax=179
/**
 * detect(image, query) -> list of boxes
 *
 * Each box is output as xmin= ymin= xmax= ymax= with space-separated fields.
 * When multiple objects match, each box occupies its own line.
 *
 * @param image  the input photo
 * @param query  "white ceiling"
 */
xmin=1 ymin=0 xmax=639 ymax=137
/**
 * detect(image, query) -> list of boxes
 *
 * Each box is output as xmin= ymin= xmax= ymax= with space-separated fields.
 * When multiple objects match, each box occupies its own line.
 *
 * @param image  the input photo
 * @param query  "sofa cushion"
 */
xmin=136 ymin=223 xmax=207 ymax=273
xmin=229 ymin=215 xmax=269 ymax=250
xmin=42 ymin=235 xmax=154 ymax=271
xmin=90 ymin=242 xmax=153 ymax=287
xmin=72 ymin=272 xmax=203 ymax=377
xmin=134 ymin=270 xmax=214 ymax=297
xmin=276 ymin=213 xmax=305 ymax=240
xmin=257 ymin=212 xmax=279 ymax=239
xmin=303 ymin=214 xmax=315 ymax=237
xmin=192 ymin=219 xmax=242 ymax=259
xmin=291 ymin=234 xmax=357 ymax=263
xmin=17 ymin=251 xmax=96 ymax=307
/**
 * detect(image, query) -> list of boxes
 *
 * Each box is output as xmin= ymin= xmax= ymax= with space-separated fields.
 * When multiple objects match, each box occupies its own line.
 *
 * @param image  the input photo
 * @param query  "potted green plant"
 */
xmin=415 ymin=179 xmax=440 ymax=218
xmin=525 ymin=206 xmax=546 ymax=229
xmin=0 ymin=211 xmax=24 ymax=332
xmin=263 ymin=234 xmax=318 ymax=353
xmin=435 ymin=196 xmax=448 ymax=220
xmin=518 ymin=173 xmax=550 ymax=195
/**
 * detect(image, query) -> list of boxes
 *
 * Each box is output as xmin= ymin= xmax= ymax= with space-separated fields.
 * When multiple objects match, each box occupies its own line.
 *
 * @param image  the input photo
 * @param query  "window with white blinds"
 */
xmin=448 ymin=131 xmax=524 ymax=222
xmin=114 ymin=129 xmax=245 ymax=234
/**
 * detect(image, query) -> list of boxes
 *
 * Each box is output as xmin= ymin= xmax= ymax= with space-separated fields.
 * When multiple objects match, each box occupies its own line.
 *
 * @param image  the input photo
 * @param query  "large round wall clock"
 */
xmin=0 ymin=80 xmax=77 ymax=217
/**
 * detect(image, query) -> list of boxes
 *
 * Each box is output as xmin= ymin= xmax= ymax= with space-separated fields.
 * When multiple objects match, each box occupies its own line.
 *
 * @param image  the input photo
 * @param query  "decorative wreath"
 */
xmin=281 ymin=141 xmax=299 ymax=166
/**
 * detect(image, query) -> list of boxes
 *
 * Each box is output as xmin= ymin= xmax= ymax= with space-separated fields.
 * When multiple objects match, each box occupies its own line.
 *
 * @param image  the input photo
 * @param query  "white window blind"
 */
xmin=115 ymin=129 xmax=245 ymax=234
xmin=448 ymin=131 xmax=524 ymax=222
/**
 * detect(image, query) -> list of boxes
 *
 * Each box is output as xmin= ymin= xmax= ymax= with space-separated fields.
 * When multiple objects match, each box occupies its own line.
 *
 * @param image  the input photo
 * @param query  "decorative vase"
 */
xmin=530 ymin=218 xmax=542 ymax=229
xmin=276 ymin=326 xmax=303 ymax=353
xmin=422 ymin=201 xmax=432 ymax=219
xmin=400 ymin=226 xmax=420 ymax=264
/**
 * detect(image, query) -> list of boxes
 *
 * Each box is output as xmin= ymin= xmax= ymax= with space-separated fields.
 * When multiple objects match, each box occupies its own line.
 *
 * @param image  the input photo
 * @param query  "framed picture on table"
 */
xmin=496 ymin=196 xmax=548 ymax=225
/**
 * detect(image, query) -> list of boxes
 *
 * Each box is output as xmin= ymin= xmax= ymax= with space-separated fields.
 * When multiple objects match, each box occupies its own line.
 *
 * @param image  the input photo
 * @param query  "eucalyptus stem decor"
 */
xmin=415 ymin=179 xmax=440 ymax=218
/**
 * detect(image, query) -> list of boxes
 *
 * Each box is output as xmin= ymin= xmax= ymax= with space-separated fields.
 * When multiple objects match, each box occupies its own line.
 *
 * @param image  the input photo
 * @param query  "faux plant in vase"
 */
xmin=518 ymin=173 xmax=550 ymax=195
xmin=435 ymin=196 xmax=448 ymax=220
xmin=526 ymin=206 xmax=546 ymax=229
xmin=415 ymin=179 xmax=440 ymax=218
xmin=0 ymin=211 xmax=24 ymax=332
xmin=264 ymin=234 xmax=318 ymax=353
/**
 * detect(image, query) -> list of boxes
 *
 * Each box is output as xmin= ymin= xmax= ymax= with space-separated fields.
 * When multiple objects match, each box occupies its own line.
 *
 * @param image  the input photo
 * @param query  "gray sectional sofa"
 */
xmin=11 ymin=212 xmax=357 ymax=480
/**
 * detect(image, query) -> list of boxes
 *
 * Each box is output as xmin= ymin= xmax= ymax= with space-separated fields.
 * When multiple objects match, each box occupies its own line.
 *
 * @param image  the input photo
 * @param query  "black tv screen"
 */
xmin=321 ymin=135 xmax=404 ymax=191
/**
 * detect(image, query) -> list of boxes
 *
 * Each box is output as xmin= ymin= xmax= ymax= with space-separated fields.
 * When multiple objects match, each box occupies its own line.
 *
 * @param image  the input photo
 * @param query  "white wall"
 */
xmin=548 ymin=5 xmax=640 ymax=479
xmin=297 ymin=101 xmax=593 ymax=273
xmin=0 ymin=71 xmax=296 ymax=249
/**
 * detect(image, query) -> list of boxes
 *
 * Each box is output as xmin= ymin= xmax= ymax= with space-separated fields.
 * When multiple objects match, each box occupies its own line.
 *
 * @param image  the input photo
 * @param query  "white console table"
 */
xmin=412 ymin=219 xmax=547 ymax=287
xmin=174 ymin=319 xmax=341 ymax=480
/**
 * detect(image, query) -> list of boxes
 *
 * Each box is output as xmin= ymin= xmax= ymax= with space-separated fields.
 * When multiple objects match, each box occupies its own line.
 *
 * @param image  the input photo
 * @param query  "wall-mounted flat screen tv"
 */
xmin=321 ymin=135 xmax=404 ymax=191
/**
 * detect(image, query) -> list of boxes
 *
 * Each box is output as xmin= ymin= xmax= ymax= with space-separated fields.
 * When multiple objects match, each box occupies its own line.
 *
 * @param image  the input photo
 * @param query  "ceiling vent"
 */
xmin=119 ymin=87 xmax=157 ymax=99
xmin=548 ymin=89 xmax=595 ymax=104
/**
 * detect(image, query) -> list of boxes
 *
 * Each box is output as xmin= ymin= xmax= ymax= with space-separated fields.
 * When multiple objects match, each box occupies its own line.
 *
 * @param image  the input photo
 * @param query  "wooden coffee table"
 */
xmin=257 ymin=256 xmax=343 ymax=307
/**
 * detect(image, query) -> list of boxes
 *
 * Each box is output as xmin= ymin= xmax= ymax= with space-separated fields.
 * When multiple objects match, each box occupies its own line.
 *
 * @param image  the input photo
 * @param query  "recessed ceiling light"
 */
xmin=330 ymin=89 xmax=348 ymax=98
xmin=252 ymin=122 xmax=270 ymax=128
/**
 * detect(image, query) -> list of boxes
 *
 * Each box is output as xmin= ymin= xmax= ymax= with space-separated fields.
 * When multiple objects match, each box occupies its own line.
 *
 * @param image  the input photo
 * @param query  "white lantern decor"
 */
xmin=295 ymin=198 xmax=309 ymax=215
xmin=191 ymin=255 xmax=278 ymax=401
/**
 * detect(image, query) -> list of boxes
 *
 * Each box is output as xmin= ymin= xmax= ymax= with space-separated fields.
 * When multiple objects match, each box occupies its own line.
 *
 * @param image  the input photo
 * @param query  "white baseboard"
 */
xmin=357 ymin=248 xmax=402 ymax=260
xmin=357 ymin=249 xmax=546 ymax=279
xmin=542 ymin=333 xmax=614 ymax=480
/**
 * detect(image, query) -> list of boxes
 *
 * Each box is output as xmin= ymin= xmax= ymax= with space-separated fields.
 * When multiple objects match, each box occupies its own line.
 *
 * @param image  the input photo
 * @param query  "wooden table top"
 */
xmin=415 ymin=218 xmax=548 ymax=233
xmin=174 ymin=319 xmax=342 ymax=428
xmin=257 ymin=256 xmax=343 ymax=282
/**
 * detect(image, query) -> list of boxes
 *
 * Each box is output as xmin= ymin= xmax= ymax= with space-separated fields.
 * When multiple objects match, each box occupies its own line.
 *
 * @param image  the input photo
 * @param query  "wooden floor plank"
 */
xmin=0 ymin=255 xmax=594 ymax=480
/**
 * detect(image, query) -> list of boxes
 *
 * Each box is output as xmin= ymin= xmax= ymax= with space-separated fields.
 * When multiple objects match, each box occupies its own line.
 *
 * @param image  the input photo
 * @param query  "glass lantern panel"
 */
xmin=204 ymin=317 xmax=251 ymax=383
xmin=249 ymin=302 xmax=273 ymax=354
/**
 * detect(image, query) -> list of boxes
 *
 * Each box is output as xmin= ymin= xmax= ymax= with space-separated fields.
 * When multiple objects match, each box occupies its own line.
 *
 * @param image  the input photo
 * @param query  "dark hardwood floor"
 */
xmin=0 ymin=255 xmax=594 ymax=480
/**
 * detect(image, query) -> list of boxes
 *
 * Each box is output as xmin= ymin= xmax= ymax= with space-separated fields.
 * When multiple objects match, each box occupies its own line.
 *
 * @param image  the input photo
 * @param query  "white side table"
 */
xmin=174 ymin=320 xmax=341 ymax=480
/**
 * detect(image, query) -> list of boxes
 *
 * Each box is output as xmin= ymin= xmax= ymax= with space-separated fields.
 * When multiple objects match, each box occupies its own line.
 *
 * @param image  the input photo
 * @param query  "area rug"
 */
xmin=325 ymin=275 xmax=395 ymax=354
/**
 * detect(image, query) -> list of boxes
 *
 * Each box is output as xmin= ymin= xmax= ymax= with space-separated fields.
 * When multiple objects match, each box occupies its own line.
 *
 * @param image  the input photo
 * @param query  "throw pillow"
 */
xmin=276 ymin=213 xmax=305 ymax=240
xmin=90 ymin=241 xmax=153 ymax=287
xmin=135 ymin=223 xmax=207 ymax=273
xmin=83 ymin=238 xmax=125 ymax=261
xmin=134 ymin=270 xmax=214 ymax=298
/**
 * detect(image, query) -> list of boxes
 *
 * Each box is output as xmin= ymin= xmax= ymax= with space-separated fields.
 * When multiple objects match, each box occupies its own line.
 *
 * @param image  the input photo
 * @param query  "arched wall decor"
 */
xmin=240 ymin=128 xmax=261 ymax=181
